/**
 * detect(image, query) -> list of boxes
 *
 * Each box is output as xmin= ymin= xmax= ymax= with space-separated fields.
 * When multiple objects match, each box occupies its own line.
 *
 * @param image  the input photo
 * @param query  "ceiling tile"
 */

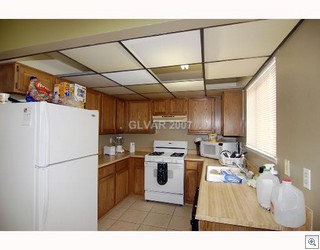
xmin=93 ymin=86 xmax=135 ymax=95
xmin=62 ymin=74 xmax=118 ymax=88
xmin=205 ymin=57 xmax=268 ymax=79
xmin=16 ymin=52 xmax=91 ymax=76
xmin=206 ymin=82 xmax=239 ymax=90
xmin=142 ymin=92 xmax=174 ymax=99
xmin=172 ymin=91 xmax=206 ymax=99
xmin=204 ymin=19 xmax=299 ymax=62
xmin=151 ymin=64 xmax=202 ymax=82
xmin=60 ymin=42 xmax=143 ymax=73
xmin=103 ymin=70 xmax=158 ymax=85
xmin=127 ymin=84 xmax=168 ymax=94
xmin=123 ymin=30 xmax=202 ymax=68
xmin=113 ymin=94 xmax=146 ymax=100
xmin=163 ymin=80 xmax=204 ymax=92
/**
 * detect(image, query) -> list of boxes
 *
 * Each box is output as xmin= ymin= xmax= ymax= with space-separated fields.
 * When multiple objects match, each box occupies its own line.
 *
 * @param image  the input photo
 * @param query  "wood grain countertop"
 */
xmin=193 ymin=157 xmax=312 ymax=231
xmin=98 ymin=151 xmax=148 ymax=168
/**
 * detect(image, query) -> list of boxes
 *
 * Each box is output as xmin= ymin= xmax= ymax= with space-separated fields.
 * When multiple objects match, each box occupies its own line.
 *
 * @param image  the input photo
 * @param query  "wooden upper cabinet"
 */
xmin=0 ymin=63 xmax=55 ymax=94
xmin=116 ymin=99 xmax=125 ymax=133
xmin=85 ymin=88 xmax=102 ymax=133
xmin=222 ymin=90 xmax=244 ymax=136
xmin=153 ymin=99 xmax=168 ymax=115
xmin=188 ymin=98 xmax=215 ymax=134
xmin=101 ymin=94 xmax=116 ymax=134
xmin=153 ymin=99 xmax=187 ymax=116
xmin=127 ymin=100 xmax=154 ymax=133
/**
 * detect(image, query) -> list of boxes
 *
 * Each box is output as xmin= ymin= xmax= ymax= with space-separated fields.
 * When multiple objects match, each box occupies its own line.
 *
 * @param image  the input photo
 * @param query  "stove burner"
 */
xmin=149 ymin=151 xmax=164 ymax=156
xmin=170 ymin=152 xmax=185 ymax=157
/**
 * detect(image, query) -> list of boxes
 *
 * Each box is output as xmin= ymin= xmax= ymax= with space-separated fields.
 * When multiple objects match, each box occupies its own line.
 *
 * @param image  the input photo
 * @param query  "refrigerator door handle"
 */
xmin=37 ymin=166 xmax=50 ymax=231
xmin=37 ymin=102 xmax=50 ymax=167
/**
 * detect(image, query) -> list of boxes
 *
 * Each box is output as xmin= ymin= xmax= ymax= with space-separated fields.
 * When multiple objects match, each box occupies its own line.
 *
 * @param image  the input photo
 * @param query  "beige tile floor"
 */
xmin=98 ymin=195 xmax=192 ymax=231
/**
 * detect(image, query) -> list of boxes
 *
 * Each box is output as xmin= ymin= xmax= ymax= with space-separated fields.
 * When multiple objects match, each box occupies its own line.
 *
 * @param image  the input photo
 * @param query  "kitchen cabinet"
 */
xmin=85 ymin=88 xmax=102 ymax=133
xmin=185 ymin=160 xmax=203 ymax=203
xmin=129 ymin=157 xmax=145 ymax=195
xmin=153 ymin=99 xmax=187 ymax=115
xmin=188 ymin=98 xmax=215 ymax=134
xmin=101 ymin=94 xmax=117 ymax=134
xmin=116 ymin=98 xmax=126 ymax=133
xmin=0 ymin=63 xmax=55 ymax=95
xmin=222 ymin=90 xmax=243 ymax=136
xmin=127 ymin=100 xmax=154 ymax=133
xmin=115 ymin=159 xmax=129 ymax=204
xmin=98 ymin=164 xmax=115 ymax=219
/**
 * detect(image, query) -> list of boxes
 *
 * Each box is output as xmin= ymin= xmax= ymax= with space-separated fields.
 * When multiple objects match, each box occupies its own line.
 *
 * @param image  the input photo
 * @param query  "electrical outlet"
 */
xmin=109 ymin=137 xmax=113 ymax=144
xmin=303 ymin=168 xmax=311 ymax=190
xmin=284 ymin=159 xmax=290 ymax=176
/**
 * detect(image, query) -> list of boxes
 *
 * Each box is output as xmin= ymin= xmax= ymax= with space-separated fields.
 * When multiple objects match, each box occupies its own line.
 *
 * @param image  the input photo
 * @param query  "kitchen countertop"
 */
xmin=98 ymin=151 xmax=148 ymax=168
xmin=194 ymin=158 xmax=312 ymax=231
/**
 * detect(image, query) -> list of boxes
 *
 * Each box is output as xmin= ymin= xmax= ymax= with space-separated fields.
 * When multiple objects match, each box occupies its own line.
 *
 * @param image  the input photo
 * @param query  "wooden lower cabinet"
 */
xmin=130 ymin=158 xmax=145 ymax=195
xmin=185 ymin=160 xmax=203 ymax=203
xmin=98 ymin=164 xmax=115 ymax=219
xmin=199 ymin=221 xmax=268 ymax=231
xmin=115 ymin=159 xmax=129 ymax=204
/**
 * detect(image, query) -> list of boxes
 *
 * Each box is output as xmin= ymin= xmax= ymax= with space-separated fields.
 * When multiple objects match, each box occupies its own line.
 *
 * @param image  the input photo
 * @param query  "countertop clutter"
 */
xmin=98 ymin=151 xmax=312 ymax=231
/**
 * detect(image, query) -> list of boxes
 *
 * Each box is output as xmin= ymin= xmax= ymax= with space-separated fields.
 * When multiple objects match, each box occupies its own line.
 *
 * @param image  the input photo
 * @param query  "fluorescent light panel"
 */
xmin=103 ymin=70 xmax=158 ymax=85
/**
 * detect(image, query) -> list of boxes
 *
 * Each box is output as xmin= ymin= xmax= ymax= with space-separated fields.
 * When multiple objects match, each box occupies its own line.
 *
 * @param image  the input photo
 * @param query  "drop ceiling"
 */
xmin=1 ymin=19 xmax=300 ymax=100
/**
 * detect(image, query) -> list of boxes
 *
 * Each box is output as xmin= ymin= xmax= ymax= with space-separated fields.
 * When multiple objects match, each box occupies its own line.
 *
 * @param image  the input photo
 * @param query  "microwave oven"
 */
xmin=200 ymin=141 xmax=239 ymax=159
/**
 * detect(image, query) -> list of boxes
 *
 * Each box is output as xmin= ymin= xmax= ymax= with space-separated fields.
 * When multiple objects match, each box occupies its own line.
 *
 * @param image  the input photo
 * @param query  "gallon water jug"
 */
xmin=271 ymin=178 xmax=306 ymax=228
xmin=256 ymin=169 xmax=280 ymax=210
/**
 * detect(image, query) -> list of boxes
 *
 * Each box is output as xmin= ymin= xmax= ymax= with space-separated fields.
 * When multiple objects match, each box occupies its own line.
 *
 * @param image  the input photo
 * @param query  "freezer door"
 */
xmin=37 ymin=155 xmax=98 ymax=231
xmin=0 ymin=103 xmax=37 ymax=230
xmin=37 ymin=102 xmax=99 ymax=166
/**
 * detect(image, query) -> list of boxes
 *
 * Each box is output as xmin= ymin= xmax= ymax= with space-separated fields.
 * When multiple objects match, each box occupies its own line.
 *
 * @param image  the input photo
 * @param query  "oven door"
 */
xmin=144 ymin=161 xmax=184 ymax=194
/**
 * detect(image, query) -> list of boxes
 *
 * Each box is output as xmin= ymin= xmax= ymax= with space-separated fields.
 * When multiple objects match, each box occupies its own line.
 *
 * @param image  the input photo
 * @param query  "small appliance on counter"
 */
xmin=129 ymin=142 xmax=135 ymax=153
xmin=104 ymin=145 xmax=116 ymax=155
xmin=111 ymin=136 xmax=124 ymax=153
xmin=200 ymin=141 xmax=239 ymax=159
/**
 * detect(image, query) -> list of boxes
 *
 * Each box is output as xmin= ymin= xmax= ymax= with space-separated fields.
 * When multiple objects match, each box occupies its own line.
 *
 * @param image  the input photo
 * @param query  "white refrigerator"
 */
xmin=0 ymin=102 xmax=99 ymax=231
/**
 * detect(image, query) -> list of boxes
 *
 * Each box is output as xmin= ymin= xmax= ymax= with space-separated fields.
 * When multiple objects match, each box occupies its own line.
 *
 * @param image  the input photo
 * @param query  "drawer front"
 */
xmin=98 ymin=164 xmax=115 ymax=180
xmin=116 ymin=159 xmax=129 ymax=172
xmin=185 ymin=161 xmax=199 ymax=170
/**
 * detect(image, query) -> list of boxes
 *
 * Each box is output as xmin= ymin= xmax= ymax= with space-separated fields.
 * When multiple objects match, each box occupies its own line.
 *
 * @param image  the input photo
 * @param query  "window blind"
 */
xmin=246 ymin=58 xmax=276 ymax=160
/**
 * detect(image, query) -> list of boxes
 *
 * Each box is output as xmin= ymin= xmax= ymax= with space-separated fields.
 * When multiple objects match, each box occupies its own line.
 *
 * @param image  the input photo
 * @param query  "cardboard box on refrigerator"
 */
xmin=54 ymin=82 xmax=86 ymax=109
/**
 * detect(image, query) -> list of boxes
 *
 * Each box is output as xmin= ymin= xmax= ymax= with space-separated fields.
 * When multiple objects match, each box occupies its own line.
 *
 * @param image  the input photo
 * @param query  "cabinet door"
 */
xmin=133 ymin=158 xmax=145 ymax=195
xmin=116 ymin=99 xmax=125 ymax=133
xmin=101 ymin=94 xmax=116 ymax=134
xmin=98 ymin=174 xmax=115 ymax=219
xmin=153 ymin=99 xmax=168 ymax=115
xmin=188 ymin=98 xmax=214 ymax=134
xmin=115 ymin=159 xmax=129 ymax=204
xmin=86 ymin=89 xmax=102 ymax=133
xmin=18 ymin=63 xmax=55 ymax=94
xmin=185 ymin=161 xmax=202 ymax=203
xmin=0 ymin=63 xmax=18 ymax=93
xmin=127 ymin=101 xmax=154 ymax=133
xmin=169 ymin=99 xmax=187 ymax=115
xmin=222 ymin=90 xmax=243 ymax=136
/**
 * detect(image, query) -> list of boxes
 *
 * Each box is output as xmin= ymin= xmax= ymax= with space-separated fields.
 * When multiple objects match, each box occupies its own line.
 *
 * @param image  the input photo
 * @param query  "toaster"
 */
xmin=104 ymin=145 xmax=116 ymax=155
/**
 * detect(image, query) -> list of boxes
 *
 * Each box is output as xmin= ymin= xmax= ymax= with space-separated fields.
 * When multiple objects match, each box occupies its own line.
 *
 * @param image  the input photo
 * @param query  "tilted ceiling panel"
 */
xmin=62 ymin=74 xmax=118 ymax=88
xmin=163 ymin=80 xmax=204 ymax=92
xmin=103 ymin=70 xmax=158 ymax=85
xmin=205 ymin=57 xmax=268 ymax=80
xmin=127 ymin=84 xmax=168 ymax=94
xmin=123 ymin=30 xmax=202 ymax=68
xmin=204 ymin=19 xmax=299 ymax=62
xmin=60 ymin=43 xmax=143 ymax=73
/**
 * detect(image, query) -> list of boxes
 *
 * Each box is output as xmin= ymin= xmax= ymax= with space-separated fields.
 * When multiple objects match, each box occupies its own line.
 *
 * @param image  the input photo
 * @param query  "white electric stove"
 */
xmin=144 ymin=140 xmax=188 ymax=205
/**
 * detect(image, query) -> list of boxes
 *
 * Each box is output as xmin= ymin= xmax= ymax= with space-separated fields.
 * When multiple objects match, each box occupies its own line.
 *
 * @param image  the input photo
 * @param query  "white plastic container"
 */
xmin=256 ymin=169 xmax=280 ymax=210
xmin=271 ymin=178 xmax=306 ymax=228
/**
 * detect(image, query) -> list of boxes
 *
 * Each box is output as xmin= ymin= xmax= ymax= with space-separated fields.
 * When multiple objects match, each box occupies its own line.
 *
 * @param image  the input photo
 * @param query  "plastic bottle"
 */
xmin=256 ymin=169 xmax=280 ymax=210
xmin=271 ymin=178 xmax=306 ymax=228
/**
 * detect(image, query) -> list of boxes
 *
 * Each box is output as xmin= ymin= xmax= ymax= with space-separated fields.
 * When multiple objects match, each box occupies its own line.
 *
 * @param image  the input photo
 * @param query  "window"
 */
xmin=246 ymin=58 xmax=276 ymax=161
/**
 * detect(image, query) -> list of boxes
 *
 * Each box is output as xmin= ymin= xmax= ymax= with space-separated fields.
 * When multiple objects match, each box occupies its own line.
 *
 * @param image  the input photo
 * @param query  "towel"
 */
xmin=157 ymin=163 xmax=168 ymax=185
